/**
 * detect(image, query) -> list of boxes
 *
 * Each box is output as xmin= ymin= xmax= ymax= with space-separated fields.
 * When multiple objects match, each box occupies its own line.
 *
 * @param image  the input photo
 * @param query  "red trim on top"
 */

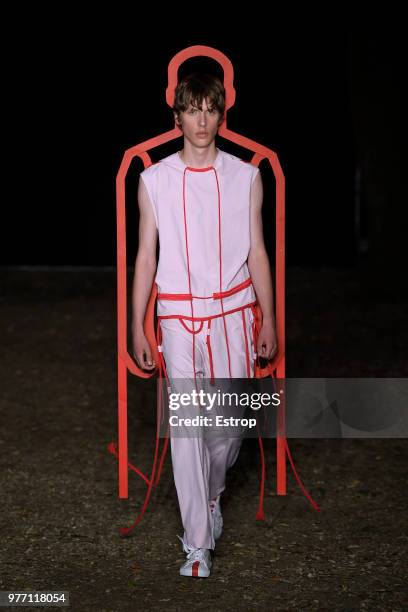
xmin=213 ymin=168 xmax=232 ymax=379
xmin=186 ymin=165 xmax=215 ymax=172
xmin=182 ymin=167 xmax=198 ymax=387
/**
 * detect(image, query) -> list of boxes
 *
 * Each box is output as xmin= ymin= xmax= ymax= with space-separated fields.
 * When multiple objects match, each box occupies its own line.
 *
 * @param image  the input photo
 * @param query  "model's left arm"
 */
xmin=247 ymin=171 xmax=278 ymax=360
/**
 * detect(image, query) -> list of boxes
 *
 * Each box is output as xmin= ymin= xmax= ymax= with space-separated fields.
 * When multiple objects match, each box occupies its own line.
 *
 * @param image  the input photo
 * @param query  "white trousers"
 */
xmin=160 ymin=307 xmax=255 ymax=550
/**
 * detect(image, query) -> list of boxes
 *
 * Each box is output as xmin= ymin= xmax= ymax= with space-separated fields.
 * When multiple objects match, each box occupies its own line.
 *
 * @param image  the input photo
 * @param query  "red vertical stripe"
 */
xmin=192 ymin=561 xmax=200 ymax=577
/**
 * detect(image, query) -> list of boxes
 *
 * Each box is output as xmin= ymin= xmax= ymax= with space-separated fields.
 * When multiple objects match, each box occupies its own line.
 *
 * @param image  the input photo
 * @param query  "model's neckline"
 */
xmin=177 ymin=148 xmax=220 ymax=170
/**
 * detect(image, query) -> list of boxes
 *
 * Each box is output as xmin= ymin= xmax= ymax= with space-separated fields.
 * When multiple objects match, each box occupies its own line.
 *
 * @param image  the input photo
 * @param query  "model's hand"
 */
xmin=257 ymin=321 xmax=277 ymax=360
xmin=132 ymin=331 xmax=156 ymax=370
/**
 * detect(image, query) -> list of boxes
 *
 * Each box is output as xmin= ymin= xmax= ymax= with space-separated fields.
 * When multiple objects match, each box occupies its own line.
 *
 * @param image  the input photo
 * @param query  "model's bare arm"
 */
xmin=247 ymin=171 xmax=277 ymax=360
xmin=131 ymin=176 xmax=158 ymax=370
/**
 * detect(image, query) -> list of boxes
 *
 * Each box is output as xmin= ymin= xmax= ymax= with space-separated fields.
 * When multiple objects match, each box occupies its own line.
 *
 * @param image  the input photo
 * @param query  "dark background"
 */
xmin=1 ymin=12 xmax=407 ymax=610
xmin=3 ymin=13 xmax=405 ymax=273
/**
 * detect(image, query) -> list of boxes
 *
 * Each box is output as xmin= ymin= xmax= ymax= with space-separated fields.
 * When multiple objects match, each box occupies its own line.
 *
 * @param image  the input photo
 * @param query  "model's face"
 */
xmin=175 ymin=97 xmax=222 ymax=146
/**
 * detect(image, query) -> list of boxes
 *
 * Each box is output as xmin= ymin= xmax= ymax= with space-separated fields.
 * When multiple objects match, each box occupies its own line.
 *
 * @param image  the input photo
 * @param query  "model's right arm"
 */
xmin=131 ymin=175 xmax=158 ymax=370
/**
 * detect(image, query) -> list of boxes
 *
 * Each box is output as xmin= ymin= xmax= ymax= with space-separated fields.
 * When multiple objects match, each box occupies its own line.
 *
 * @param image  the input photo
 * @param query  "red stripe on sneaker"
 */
xmin=192 ymin=561 xmax=200 ymax=577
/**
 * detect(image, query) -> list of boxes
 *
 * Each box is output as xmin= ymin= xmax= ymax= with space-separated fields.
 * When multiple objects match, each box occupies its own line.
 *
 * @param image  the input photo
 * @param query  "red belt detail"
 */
xmin=157 ymin=277 xmax=253 ymax=301
xmin=212 ymin=277 xmax=252 ymax=299
xmin=157 ymin=292 xmax=193 ymax=301
xmin=158 ymin=301 xmax=257 ymax=322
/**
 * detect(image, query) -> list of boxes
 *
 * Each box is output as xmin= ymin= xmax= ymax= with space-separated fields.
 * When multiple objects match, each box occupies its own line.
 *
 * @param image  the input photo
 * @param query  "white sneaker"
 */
xmin=177 ymin=533 xmax=212 ymax=578
xmin=210 ymin=494 xmax=223 ymax=540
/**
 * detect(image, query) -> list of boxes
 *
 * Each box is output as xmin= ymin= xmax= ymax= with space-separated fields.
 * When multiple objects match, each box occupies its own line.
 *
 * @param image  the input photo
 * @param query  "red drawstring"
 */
xmin=249 ymin=305 xmax=320 ymax=515
xmin=115 ymin=318 xmax=172 ymax=537
xmin=182 ymin=165 xmax=233 ymax=381
xmin=246 ymin=305 xmax=266 ymax=518
xmin=255 ymin=424 xmax=266 ymax=520
xmin=107 ymin=442 xmax=150 ymax=485
xmin=117 ymin=378 xmax=162 ymax=536
xmin=250 ymin=305 xmax=258 ymax=376
xmin=213 ymin=168 xmax=233 ymax=379
xmin=182 ymin=167 xmax=202 ymax=394
xmin=284 ymin=438 xmax=320 ymax=511
xmin=205 ymin=319 xmax=215 ymax=385
xmin=153 ymin=318 xmax=170 ymax=486
xmin=241 ymin=308 xmax=251 ymax=378
xmin=182 ymin=168 xmax=196 ymax=385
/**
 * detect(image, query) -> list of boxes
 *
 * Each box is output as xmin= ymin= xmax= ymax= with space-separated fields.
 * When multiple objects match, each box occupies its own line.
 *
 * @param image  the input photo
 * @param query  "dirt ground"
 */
xmin=0 ymin=267 xmax=406 ymax=611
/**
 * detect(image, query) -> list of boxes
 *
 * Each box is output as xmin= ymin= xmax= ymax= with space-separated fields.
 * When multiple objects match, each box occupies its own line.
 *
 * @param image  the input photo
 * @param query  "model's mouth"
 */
xmin=196 ymin=132 xmax=208 ymax=136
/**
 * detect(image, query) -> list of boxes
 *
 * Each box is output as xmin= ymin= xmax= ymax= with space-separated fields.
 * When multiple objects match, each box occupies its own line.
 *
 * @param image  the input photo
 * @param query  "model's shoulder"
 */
xmin=221 ymin=149 xmax=258 ymax=175
xmin=140 ymin=151 xmax=181 ymax=177
xmin=140 ymin=159 xmax=163 ymax=179
xmin=219 ymin=149 xmax=242 ymax=165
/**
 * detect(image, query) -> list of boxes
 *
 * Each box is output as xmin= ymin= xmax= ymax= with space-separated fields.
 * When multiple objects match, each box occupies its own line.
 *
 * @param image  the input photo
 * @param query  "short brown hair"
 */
xmin=173 ymin=72 xmax=225 ymax=123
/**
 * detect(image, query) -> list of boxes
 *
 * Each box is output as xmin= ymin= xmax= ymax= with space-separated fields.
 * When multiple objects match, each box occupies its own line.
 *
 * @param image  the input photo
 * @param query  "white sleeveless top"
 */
xmin=139 ymin=147 xmax=259 ymax=319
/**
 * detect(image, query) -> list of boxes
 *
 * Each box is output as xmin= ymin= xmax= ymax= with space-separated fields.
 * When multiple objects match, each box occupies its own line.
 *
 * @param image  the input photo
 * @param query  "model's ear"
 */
xmin=174 ymin=111 xmax=182 ymax=128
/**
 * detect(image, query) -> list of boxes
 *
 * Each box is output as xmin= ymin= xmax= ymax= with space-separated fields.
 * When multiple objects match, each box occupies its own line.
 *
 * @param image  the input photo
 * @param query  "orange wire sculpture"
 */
xmin=111 ymin=45 xmax=319 ymax=537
